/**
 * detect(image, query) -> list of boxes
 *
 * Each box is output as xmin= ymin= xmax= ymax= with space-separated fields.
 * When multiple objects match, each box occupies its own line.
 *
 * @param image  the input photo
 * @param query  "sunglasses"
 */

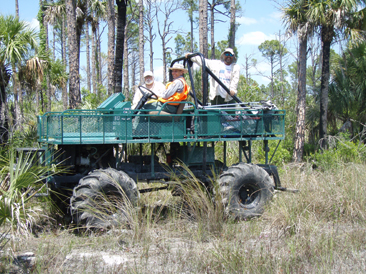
xmin=225 ymin=53 xmax=234 ymax=57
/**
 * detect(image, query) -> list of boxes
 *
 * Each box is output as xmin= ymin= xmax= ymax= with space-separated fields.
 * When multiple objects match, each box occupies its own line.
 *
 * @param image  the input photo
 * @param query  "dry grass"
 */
xmin=1 ymin=162 xmax=366 ymax=273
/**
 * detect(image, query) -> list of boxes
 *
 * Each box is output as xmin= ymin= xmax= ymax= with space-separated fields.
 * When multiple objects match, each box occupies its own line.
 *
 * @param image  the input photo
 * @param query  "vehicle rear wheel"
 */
xmin=218 ymin=163 xmax=274 ymax=219
xmin=70 ymin=168 xmax=139 ymax=229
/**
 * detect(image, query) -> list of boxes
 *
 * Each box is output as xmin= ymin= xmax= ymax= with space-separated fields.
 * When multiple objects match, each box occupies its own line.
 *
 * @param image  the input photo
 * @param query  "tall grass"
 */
xmin=6 ymin=161 xmax=366 ymax=273
xmin=3 ymin=137 xmax=366 ymax=273
xmin=0 ymin=148 xmax=58 ymax=235
xmin=169 ymin=165 xmax=225 ymax=241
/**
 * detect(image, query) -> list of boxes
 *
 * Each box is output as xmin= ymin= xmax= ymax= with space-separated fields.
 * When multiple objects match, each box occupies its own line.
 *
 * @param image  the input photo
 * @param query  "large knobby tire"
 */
xmin=70 ymin=168 xmax=139 ymax=229
xmin=219 ymin=163 xmax=274 ymax=219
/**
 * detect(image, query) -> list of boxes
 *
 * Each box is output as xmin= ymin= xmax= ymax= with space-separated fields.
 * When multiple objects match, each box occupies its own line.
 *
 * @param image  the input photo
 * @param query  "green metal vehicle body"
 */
xmin=34 ymin=54 xmax=288 ymax=222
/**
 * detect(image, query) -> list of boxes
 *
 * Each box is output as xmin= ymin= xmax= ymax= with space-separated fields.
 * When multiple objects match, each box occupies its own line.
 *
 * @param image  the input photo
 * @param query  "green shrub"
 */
xmin=306 ymin=135 xmax=366 ymax=169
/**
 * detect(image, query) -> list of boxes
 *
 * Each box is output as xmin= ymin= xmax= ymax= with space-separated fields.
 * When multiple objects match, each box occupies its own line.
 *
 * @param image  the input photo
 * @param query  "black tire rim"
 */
xmin=238 ymin=184 xmax=260 ymax=209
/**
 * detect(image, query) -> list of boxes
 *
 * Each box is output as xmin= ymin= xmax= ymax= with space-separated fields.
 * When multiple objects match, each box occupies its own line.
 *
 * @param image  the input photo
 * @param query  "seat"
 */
xmin=148 ymin=102 xmax=186 ymax=122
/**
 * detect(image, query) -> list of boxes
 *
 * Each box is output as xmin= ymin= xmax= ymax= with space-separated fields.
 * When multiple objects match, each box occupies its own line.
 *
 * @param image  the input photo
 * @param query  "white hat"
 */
xmin=169 ymin=63 xmax=188 ymax=73
xmin=143 ymin=71 xmax=154 ymax=78
xmin=220 ymin=48 xmax=236 ymax=62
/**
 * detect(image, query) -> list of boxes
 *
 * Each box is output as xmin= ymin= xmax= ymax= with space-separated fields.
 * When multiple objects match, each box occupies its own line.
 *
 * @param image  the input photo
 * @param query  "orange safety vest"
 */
xmin=158 ymin=77 xmax=189 ymax=106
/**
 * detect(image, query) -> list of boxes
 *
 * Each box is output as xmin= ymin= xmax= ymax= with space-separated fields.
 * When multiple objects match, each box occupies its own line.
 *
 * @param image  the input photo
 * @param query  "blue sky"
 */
xmin=2 ymin=0 xmax=295 ymax=86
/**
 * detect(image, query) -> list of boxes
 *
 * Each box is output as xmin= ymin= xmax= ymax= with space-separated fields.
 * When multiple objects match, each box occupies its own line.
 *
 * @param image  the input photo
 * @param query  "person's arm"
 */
xmin=161 ymin=78 xmax=184 ymax=99
xmin=186 ymin=52 xmax=221 ymax=72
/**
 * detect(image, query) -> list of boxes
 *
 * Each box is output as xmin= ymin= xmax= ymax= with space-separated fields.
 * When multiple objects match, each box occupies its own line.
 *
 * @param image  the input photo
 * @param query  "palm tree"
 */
xmin=0 ymin=60 xmax=11 ymax=144
xmin=306 ymin=0 xmax=362 ymax=147
xmin=65 ymin=0 xmax=80 ymax=109
xmin=107 ymin=0 xmax=115 ymax=94
xmin=282 ymin=0 xmax=312 ymax=162
xmin=66 ymin=0 xmax=88 ymax=109
xmin=44 ymin=0 xmax=68 ymax=109
xmin=329 ymin=43 xmax=366 ymax=135
xmin=90 ymin=0 xmax=107 ymax=95
xmin=115 ymin=0 xmax=128 ymax=94
xmin=138 ymin=0 xmax=144 ymax=84
xmin=0 ymin=15 xmax=37 ymax=132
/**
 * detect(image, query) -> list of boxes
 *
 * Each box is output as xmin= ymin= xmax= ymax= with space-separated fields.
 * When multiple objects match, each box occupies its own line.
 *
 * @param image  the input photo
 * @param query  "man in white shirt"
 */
xmin=132 ymin=71 xmax=165 ymax=109
xmin=186 ymin=48 xmax=240 ymax=105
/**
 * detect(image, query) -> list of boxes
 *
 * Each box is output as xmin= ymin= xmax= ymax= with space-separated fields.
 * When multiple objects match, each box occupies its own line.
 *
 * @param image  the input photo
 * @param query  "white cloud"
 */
xmin=28 ymin=18 xmax=39 ymax=30
xmin=237 ymin=17 xmax=257 ymax=26
xmin=237 ymin=32 xmax=275 ymax=46
xmin=270 ymin=11 xmax=282 ymax=21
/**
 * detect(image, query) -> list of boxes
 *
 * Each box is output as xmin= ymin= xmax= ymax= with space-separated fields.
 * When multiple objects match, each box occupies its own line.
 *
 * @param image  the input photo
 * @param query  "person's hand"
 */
xmin=185 ymin=52 xmax=192 ymax=59
xmin=230 ymin=90 xmax=236 ymax=97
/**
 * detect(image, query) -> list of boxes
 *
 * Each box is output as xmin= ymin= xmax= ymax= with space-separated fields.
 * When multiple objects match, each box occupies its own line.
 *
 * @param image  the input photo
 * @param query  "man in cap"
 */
xmin=132 ymin=71 xmax=165 ymax=109
xmin=185 ymin=48 xmax=240 ymax=105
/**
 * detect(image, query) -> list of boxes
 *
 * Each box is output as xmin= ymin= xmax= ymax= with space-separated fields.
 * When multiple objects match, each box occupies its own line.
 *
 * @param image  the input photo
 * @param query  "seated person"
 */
xmin=131 ymin=71 xmax=165 ymax=109
xmin=133 ymin=63 xmax=189 ymax=132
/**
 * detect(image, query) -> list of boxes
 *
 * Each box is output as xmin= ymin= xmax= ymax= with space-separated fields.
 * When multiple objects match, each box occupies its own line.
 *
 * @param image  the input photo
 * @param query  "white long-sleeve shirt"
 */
xmin=132 ymin=81 xmax=166 ymax=109
xmin=191 ymin=57 xmax=240 ymax=102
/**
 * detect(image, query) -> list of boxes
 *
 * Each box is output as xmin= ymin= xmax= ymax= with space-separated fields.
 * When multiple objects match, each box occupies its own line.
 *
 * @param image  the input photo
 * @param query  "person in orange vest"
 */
xmin=133 ymin=63 xmax=189 ymax=131
xmin=143 ymin=63 xmax=189 ymax=113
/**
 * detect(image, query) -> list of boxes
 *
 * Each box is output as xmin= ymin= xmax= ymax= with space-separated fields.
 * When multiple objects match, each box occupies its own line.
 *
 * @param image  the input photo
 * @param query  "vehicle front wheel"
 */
xmin=70 ymin=168 xmax=139 ymax=229
xmin=218 ymin=163 xmax=274 ymax=219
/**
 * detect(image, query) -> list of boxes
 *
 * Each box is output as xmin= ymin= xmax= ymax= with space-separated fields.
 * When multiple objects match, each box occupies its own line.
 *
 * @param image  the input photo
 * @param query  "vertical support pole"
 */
xmin=264 ymin=140 xmax=269 ymax=164
xmin=139 ymin=143 xmax=143 ymax=171
xmin=249 ymin=140 xmax=252 ymax=163
xmin=223 ymin=141 xmax=227 ymax=166
xmin=239 ymin=141 xmax=243 ymax=162
xmin=203 ymin=142 xmax=207 ymax=173
xmin=151 ymin=143 xmax=155 ymax=178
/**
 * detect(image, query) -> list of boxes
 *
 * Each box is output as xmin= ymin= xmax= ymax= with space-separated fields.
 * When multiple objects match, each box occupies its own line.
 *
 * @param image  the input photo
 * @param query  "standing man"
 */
xmin=132 ymin=71 xmax=165 ymax=109
xmin=186 ymin=48 xmax=240 ymax=105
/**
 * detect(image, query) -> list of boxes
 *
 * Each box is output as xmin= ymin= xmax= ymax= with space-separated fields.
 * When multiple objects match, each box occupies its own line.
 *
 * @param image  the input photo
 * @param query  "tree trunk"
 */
xmin=293 ymin=33 xmax=307 ymax=162
xmin=139 ymin=0 xmax=144 ymax=83
xmin=319 ymin=25 xmax=334 ymax=147
xmin=92 ymin=29 xmax=97 ymax=94
xmin=62 ymin=14 xmax=68 ymax=109
xmin=15 ymin=0 xmax=19 ymax=18
xmin=66 ymin=0 xmax=81 ymax=109
xmin=145 ymin=0 xmax=155 ymax=71
xmin=132 ymin=54 xmax=136 ymax=90
xmin=162 ymin=43 xmax=167 ymax=83
xmin=45 ymin=19 xmax=51 ymax=112
xmin=107 ymin=0 xmax=115 ymax=94
xmin=86 ymin=23 xmax=91 ymax=92
xmin=85 ymin=1 xmax=91 ymax=93
xmin=199 ymin=0 xmax=208 ymax=57
xmin=97 ymin=25 xmax=102 ymax=89
xmin=278 ymin=31 xmax=285 ymax=104
xmin=115 ymin=0 xmax=127 ymax=94
xmin=123 ymin=30 xmax=129 ymax=98
xmin=53 ymin=27 xmax=56 ymax=60
xmin=0 ymin=64 xmax=9 ymax=144
xmin=148 ymin=20 xmax=154 ymax=71
xmin=199 ymin=0 xmax=208 ymax=105
xmin=270 ymin=57 xmax=274 ymax=98
xmin=228 ymin=0 xmax=235 ymax=49
xmin=210 ymin=1 xmax=215 ymax=59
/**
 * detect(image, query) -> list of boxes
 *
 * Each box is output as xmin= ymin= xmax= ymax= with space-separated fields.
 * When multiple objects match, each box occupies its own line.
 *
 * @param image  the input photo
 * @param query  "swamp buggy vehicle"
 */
xmin=34 ymin=53 xmax=290 ymax=228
